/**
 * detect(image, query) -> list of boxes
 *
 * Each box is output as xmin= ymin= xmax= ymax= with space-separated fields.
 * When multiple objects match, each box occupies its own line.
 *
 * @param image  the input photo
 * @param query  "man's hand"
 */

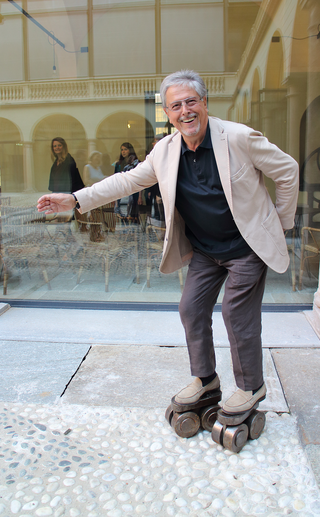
xmin=37 ymin=193 xmax=76 ymax=214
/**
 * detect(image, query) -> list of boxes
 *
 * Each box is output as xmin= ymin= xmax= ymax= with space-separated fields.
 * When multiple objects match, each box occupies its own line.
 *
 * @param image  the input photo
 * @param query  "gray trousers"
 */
xmin=179 ymin=249 xmax=268 ymax=391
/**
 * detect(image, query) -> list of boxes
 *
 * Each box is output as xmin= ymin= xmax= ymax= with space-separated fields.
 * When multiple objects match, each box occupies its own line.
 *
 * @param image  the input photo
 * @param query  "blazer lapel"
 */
xmin=209 ymin=118 xmax=233 ymax=214
xmin=167 ymin=131 xmax=182 ymax=220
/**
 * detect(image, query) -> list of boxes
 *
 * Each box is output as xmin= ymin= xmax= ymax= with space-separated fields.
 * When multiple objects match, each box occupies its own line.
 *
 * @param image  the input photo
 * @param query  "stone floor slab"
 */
xmin=0 ymin=341 xmax=89 ymax=404
xmin=214 ymin=311 xmax=320 ymax=347
xmin=1 ymin=308 xmax=319 ymax=347
xmin=0 ymin=303 xmax=10 ymax=316
xmin=62 ymin=345 xmax=288 ymax=412
xmin=271 ymin=348 xmax=320 ymax=445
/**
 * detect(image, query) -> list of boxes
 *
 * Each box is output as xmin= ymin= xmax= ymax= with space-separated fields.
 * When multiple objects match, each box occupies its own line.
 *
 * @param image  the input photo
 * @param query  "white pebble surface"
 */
xmin=0 ymin=403 xmax=318 ymax=517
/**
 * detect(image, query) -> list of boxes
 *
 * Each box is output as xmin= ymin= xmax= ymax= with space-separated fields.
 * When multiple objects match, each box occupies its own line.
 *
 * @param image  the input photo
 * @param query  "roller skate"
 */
xmin=211 ymin=383 xmax=266 ymax=453
xmin=165 ymin=376 xmax=222 ymax=438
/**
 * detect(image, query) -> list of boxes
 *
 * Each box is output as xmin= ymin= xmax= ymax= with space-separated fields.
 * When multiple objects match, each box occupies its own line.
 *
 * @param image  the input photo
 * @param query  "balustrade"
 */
xmin=0 ymin=74 xmax=231 ymax=105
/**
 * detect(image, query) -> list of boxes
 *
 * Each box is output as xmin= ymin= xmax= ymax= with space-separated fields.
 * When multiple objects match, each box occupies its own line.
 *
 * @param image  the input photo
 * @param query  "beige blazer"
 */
xmin=76 ymin=117 xmax=299 ymax=274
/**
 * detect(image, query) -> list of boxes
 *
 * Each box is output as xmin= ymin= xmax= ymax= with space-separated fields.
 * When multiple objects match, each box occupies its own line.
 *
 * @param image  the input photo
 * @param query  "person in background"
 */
xmin=48 ymin=137 xmax=84 ymax=194
xmin=81 ymin=151 xmax=104 ymax=241
xmin=83 ymin=151 xmax=105 ymax=187
xmin=114 ymin=142 xmax=141 ymax=221
xmin=82 ymin=151 xmax=116 ymax=239
xmin=101 ymin=153 xmax=114 ymax=177
xmin=74 ymin=149 xmax=87 ymax=182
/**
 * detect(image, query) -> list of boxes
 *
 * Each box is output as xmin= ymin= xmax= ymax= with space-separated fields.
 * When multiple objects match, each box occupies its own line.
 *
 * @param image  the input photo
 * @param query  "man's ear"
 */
xmin=163 ymin=108 xmax=170 ymax=123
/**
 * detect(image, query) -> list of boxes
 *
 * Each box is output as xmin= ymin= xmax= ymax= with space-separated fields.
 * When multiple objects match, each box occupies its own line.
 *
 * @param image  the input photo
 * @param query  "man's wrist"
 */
xmin=72 ymin=193 xmax=80 ymax=209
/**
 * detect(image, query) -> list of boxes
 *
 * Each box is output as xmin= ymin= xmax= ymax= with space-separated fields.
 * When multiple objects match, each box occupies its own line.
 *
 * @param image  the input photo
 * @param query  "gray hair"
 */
xmin=160 ymin=70 xmax=207 ymax=108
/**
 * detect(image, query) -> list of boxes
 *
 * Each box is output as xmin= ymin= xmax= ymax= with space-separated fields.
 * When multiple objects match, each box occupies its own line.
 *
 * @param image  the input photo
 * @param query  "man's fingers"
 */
xmin=37 ymin=198 xmax=53 ymax=212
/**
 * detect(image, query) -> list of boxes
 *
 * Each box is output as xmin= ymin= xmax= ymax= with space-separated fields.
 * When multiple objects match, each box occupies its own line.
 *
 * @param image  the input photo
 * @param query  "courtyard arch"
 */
xmin=32 ymin=114 xmax=87 ymax=192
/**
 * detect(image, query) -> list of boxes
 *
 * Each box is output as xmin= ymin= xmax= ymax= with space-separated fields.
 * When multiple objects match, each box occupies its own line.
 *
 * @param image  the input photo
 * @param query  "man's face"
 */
xmin=164 ymin=85 xmax=208 ymax=142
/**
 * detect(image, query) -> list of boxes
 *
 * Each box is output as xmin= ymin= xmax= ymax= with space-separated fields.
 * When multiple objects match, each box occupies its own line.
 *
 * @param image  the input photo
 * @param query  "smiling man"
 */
xmin=165 ymin=85 xmax=207 ymax=145
xmin=38 ymin=70 xmax=299 ymax=416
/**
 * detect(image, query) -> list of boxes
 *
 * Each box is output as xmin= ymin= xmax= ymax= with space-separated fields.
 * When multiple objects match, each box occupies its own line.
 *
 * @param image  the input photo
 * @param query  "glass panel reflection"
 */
xmin=0 ymin=0 xmax=319 ymax=305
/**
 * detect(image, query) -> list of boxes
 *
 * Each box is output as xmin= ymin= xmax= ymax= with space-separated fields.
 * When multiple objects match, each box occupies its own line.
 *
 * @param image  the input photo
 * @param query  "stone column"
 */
xmin=300 ymin=0 xmax=320 ymax=337
xmin=286 ymin=76 xmax=306 ymax=163
xmin=300 ymin=0 xmax=320 ymax=169
xmin=305 ymin=260 xmax=320 ymax=339
xmin=87 ymin=139 xmax=96 ymax=156
xmin=23 ymin=141 xmax=35 ymax=192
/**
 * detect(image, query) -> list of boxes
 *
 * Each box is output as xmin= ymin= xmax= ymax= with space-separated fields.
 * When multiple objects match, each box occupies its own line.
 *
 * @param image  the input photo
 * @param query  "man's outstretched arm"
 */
xmin=37 ymin=193 xmax=76 ymax=214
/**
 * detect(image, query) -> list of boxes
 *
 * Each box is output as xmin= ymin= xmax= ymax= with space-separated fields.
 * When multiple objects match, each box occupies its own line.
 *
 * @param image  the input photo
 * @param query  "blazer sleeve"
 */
xmin=246 ymin=130 xmax=299 ymax=230
xmin=75 ymin=152 xmax=158 ymax=213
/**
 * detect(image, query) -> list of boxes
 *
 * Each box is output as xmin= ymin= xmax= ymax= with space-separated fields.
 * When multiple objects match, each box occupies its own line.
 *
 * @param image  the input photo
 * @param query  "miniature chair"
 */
xmin=75 ymin=204 xmax=115 ymax=238
xmin=105 ymin=224 xmax=140 ymax=292
xmin=298 ymin=226 xmax=320 ymax=290
xmin=74 ymin=209 xmax=108 ymax=288
xmin=75 ymin=209 xmax=139 ymax=292
xmin=0 ymin=206 xmax=50 ymax=295
xmin=44 ymin=211 xmax=76 ymax=270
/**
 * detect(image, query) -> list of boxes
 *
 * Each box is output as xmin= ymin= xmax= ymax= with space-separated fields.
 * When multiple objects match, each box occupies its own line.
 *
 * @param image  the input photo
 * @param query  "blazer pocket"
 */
xmin=262 ymin=206 xmax=287 ymax=256
xmin=231 ymin=163 xmax=248 ymax=182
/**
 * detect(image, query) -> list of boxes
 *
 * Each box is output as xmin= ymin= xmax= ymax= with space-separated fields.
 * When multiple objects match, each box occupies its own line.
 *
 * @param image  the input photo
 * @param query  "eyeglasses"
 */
xmin=165 ymin=96 xmax=203 ymax=112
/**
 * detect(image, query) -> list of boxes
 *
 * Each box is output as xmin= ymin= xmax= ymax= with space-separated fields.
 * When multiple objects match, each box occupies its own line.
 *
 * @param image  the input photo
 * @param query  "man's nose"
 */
xmin=180 ymin=102 xmax=190 ymax=116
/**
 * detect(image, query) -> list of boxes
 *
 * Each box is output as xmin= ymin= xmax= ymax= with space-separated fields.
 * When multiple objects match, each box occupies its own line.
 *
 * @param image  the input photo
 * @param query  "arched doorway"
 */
xmin=0 ymin=118 xmax=23 ymax=193
xmin=33 ymin=114 xmax=87 ymax=192
xmin=96 ymin=112 xmax=154 ymax=167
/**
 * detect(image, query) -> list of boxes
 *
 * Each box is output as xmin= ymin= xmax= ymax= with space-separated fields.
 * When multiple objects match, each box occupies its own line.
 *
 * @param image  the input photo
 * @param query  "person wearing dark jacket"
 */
xmin=48 ymin=137 xmax=84 ymax=193
xmin=114 ymin=142 xmax=138 ymax=216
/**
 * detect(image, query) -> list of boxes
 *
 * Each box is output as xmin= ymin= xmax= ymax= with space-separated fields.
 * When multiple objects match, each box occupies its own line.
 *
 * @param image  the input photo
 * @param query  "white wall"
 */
xmin=161 ymin=4 xmax=224 ymax=73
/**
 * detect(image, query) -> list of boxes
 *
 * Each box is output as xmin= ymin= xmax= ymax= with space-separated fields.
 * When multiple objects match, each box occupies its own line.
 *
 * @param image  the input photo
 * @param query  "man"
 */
xmin=38 ymin=70 xmax=299 ymax=415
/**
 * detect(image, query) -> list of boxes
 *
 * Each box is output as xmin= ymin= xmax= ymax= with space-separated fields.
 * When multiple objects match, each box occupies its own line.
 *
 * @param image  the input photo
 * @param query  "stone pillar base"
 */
xmin=304 ymin=290 xmax=320 ymax=339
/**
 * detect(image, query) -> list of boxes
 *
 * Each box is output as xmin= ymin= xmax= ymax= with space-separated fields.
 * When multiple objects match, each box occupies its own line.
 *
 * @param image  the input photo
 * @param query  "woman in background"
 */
xmin=114 ymin=142 xmax=141 ymax=219
xmin=83 ymin=151 xmax=115 ymax=240
xmin=48 ymin=137 xmax=84 ymax=193
xmin=83 ymin=151 xmax=105 ymax=186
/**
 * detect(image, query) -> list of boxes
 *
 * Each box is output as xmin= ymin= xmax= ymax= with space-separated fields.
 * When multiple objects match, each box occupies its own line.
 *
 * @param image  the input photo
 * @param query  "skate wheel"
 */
xmin=200 ymin=405 xmax=220 ymax=432
xmin=223 ymin=423 xmax=248 ymax=453
xmin=211 ymin=420 xmax=225 ymax=445
xmin=165 ymin=405 xmax=174 ymax=425
xmin=246 ymin=410 xmax=266 ymax=440
xmin=171 ymin=411 xmax=200 ymax=438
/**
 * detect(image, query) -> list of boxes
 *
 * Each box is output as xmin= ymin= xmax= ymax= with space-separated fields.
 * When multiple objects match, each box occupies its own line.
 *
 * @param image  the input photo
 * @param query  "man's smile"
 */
xmin=179 ymin=115 xmax=197 ymax=124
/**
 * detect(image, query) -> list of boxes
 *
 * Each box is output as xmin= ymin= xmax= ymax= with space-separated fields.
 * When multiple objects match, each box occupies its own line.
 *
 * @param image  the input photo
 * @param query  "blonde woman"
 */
xmin=48 ymin=137 xmax=84 ymax=193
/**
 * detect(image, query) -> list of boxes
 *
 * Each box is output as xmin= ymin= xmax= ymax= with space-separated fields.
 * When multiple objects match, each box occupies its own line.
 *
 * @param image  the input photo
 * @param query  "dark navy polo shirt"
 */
xmin=175 ymin=123 xmax=251 ymax=260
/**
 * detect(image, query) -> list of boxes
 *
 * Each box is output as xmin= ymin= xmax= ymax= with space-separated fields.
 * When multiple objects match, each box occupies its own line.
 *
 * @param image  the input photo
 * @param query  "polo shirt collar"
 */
xmin=181 ymin=122 xmax=212 ymax=155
